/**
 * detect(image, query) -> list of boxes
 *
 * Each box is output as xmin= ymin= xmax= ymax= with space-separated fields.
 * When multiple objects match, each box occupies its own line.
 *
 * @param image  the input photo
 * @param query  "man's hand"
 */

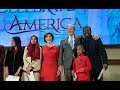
xmin=103 ymin=64 xmax=108 ymax=70
xmin=93 ymin=34 xmax=99 ymax=40
xmin=56 ymin=69 xmax=61 ymax=77
xmin=58 ymin=66 xmax=64 ymax=72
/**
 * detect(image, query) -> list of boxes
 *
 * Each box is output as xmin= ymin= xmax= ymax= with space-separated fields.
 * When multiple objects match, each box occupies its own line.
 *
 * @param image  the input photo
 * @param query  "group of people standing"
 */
xmin=0 ymin=24 xmax=108 ymax=81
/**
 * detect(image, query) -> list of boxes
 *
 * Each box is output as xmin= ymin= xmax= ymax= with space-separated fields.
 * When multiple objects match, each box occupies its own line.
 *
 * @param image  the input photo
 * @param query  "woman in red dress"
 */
xmin=40 ymin=32 xmax=60 ymax=81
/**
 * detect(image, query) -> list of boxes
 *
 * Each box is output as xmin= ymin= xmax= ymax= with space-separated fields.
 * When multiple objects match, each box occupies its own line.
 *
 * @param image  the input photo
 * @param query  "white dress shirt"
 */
xmin=68 ymin=35 xmax=75 ymax=49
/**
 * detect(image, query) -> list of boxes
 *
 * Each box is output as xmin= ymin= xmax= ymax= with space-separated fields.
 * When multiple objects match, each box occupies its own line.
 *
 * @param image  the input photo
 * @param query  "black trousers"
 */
xmin=0 ymin=68 xmax=3 ymax=81
xmin=90 ymin=70 xmax=102 ymax=81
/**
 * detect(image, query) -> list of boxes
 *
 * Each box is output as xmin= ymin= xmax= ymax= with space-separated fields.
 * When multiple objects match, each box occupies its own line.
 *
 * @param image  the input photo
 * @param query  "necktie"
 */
xmin=69 ymin=36 xmax=74 ymax=49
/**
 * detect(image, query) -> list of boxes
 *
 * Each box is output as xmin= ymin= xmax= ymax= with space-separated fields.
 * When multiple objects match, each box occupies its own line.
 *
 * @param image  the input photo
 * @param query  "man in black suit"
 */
xmin=82 ymin=26 xmax=108 ymax=81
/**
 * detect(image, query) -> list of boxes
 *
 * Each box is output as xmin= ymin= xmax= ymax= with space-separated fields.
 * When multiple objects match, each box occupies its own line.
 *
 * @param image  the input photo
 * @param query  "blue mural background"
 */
xmin=0 ymin=9 xmax=120 ymax=46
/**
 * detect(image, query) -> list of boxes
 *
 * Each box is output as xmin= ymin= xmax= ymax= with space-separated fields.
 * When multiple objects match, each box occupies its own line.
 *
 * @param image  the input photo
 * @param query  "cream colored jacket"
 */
xmin=23 ymin=47 xmax=42 ymax=71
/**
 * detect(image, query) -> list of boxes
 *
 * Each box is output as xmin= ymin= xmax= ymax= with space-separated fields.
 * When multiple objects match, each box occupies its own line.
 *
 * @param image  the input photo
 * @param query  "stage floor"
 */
xmin=3 ymin=65 xmax=120 ymax=81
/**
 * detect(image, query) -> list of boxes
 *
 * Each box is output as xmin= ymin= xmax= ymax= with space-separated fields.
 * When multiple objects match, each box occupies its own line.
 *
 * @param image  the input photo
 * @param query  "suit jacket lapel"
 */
xmin=74 ymin=36 xmax=78 ymax=48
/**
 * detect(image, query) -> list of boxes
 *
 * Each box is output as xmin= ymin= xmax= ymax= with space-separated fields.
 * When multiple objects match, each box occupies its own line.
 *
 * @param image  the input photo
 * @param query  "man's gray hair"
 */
xmin=67 ymin=24 xmax=75 ymax=30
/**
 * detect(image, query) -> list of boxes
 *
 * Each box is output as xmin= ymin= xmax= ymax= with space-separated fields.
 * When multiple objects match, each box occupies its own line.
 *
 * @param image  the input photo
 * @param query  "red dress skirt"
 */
xmin=40 ymin=45 xmax=59 ymax=81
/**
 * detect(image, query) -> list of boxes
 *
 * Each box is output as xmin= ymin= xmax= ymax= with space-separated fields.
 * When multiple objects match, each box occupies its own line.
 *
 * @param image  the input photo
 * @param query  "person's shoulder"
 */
xmin=53 ymin=44 xmax=58 ymax=47
xmin=84 ymin=55 xmax=89 ymax=58
xmin=61 ymin=39 xmax=65 ymax=42
xmin=24 ymin=46 xmax=28 ymax=50
xmin=84 ymin=56 xmax=90 ymax=60
xmin=59 ymin=38 xmax=66 ymax=45
xmin=18 ymin=47 xmax=24 ymax=51
xmin=41 ymin=45 xmax=46 ymax=49
xmin=75 ymin=35 xmax=83 ymax=39
xmin=25 ymin=46 xmax=27 ymax=49
xmin=22 ymin=47 xmax=25 ymax=51
xmin=39 ymin=46 xmax=42 ymax=51
xmin=6 ymin=48 xmax=12 ymax=53
xmin=56 ymin=45 xmax=60 ymax=50
xmin=74 ymin=57 xmax=79 ymax=61
xmin=92 ymin=35 xmax=101 ymax=41
xmin=93 ymin=37 xmax=103 ymax=45
xmin=0 ymin=45 xmax=4 ymax=48
xmin=61 ymin=37 xmax=68 ymax=41
xmin=42 ymin=45 xmax=46 ymax=47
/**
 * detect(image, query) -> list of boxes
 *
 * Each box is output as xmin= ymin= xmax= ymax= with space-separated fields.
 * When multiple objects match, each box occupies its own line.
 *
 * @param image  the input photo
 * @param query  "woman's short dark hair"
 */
xmin=44 ymin=32 xmax=54 ymax=43
xmin=12 ymin=36 xmax=22 ymax=50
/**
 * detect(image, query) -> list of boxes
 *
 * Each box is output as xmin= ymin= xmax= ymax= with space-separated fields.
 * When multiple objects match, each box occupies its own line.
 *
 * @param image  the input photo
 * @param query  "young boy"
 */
xmin=72 ymin=44 xmax=92 ymax=81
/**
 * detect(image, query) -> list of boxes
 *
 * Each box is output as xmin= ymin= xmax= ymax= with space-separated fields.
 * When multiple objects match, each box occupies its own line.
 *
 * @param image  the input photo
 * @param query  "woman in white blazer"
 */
xmin=22 ymin=35 xmax=42 ymax=81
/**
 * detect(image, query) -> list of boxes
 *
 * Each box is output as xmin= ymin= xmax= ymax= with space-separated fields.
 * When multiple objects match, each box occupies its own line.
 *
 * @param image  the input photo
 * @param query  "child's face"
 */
xmin=77 ymin=46 xmax=84 ymax=55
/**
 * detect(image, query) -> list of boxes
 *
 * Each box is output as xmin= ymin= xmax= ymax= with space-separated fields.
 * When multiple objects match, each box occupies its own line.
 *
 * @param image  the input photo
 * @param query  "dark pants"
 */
xmin=90 ymin=70 xmax=102 ymax=81
xmin=64 ymin=69 xmax=73 ymax=81
xmin=0 ymin=68 xmax=3 ymax=81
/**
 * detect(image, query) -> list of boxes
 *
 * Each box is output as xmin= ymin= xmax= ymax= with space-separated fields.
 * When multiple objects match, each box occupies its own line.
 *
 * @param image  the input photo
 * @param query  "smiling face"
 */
xmin=30 ymin=36 xmax=37 ymax=44
xmin=44 ymin=32 xmax=54 ymax=43
xmin=77 ymin=45 xmax=85 ymax=55
xmin=45 ymin=34 xmax=53 ymax=43
xmin=83 ymin=26 xmax=92 ymax=38
xmin=67 ymin=24 xmax=75 ymax=36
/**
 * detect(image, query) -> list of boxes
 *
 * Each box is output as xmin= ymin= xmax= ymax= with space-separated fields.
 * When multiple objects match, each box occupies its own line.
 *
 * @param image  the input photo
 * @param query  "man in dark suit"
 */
xmin=0 ymin=45 xmax=5 ymax=81
xmin=82 ymin=26 xmax=108 ymax=81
